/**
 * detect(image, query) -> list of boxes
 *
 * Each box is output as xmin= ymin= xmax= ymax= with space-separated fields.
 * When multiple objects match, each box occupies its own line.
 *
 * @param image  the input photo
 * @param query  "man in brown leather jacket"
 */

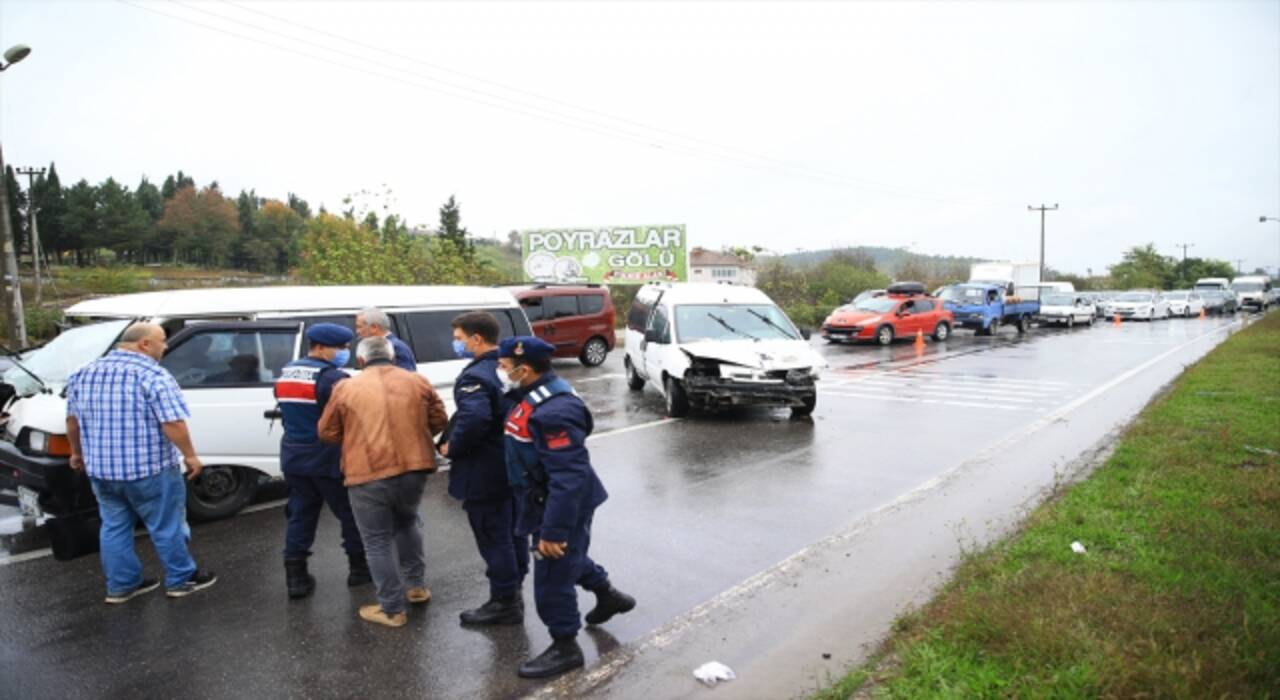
xmin=318 ymin=335 xmax=448 ymax=627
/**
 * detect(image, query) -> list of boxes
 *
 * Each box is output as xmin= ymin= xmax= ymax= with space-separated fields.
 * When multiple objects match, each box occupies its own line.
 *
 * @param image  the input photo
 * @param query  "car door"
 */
xmin=913 ymin=299 xmax=938 ymax=333
xmin=540 ymin=294 xmax=582 ymax=356
xmin=159 ymin=321 xmax=303 ymax=477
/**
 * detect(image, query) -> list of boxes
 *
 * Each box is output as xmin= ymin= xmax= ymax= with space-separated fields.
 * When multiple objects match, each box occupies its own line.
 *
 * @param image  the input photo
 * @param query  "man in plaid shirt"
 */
xmin=65 ymin=323 xmax=217 ymax=603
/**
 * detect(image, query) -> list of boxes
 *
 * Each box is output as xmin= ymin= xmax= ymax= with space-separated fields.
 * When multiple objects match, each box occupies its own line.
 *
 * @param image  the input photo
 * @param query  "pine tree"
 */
xmin=34 ymin=163 xmax=67 ymax=264
xmin=437 ymin=195 xmax=473 ymax=261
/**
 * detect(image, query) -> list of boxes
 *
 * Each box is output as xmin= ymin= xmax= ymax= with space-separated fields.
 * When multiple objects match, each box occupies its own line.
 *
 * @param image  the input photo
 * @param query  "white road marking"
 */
xmin=820 ymin=390 xmax=1023 ymax=410
xmin=842 ymin=377 xmax=1053 ymax=399
xmin=527 ymin=318 xmax=1241 ymax=699
xmin=572 ymin=373 xmax=625 ymax=383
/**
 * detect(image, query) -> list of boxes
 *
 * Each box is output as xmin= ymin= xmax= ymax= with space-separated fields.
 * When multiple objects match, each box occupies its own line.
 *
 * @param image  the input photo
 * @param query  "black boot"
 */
xmin=584 ymin=583 xmax=636 ymax=625
xmin=517 ymin=636 xmax=584 ymax=679
xmin=347 ymin=553 xmax=372 ymax=587
xmin=460 ymin=595 xmax=524 ymax=626
xmin=284 ymin=558 xmax=315 ymax=599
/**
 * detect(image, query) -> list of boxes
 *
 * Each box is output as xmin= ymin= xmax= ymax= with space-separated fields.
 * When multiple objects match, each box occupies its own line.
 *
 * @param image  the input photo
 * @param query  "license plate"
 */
xmin=17 ymin=486 xmax=42 ymax=519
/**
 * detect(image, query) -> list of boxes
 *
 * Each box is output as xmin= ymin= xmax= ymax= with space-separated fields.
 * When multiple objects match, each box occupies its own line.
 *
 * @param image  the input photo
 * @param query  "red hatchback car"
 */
xmin=512 ymin=284 xmax=617 ymax=366
xmin=821 ymin=282 xmax=955 ymax=346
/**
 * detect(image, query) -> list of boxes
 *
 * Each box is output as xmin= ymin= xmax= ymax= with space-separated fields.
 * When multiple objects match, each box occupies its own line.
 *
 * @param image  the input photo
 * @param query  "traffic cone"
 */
xmin=914 ymin=330 xmax=926 ymax=356
xmin=1198 ymin=307 xmax=1206 ymax=320
xmin=1113 ymin=312 xmax=1122 ymax=326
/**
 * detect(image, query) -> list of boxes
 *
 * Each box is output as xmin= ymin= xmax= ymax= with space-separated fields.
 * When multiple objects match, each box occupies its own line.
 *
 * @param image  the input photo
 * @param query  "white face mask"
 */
xmin=499 ymin=367 xmax=524 ymax=393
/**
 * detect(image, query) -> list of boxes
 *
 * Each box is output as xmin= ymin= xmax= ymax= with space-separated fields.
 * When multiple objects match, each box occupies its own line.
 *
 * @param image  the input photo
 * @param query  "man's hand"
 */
xmin=183 ymin=455 xmax=204 ymax=481
xmin=69 ymin=454 xmax=85 ymax=472
xmin=537 ymin=539 xmax=568 ymax=559
xmin=439 ymin=442 xmax=449 ymax=457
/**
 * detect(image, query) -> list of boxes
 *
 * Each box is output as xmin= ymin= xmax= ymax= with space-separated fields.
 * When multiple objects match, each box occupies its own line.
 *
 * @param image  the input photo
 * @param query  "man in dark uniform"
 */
xmin=499 ymin=336 xmax=636 ymax=679
xmin=440 ymin=312 xmax=530 ymax=626
xmin=274 ymin=323 xmax=371 ymax=598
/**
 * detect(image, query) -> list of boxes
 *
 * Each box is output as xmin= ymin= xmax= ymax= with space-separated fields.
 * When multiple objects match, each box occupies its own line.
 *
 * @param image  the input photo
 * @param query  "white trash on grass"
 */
xmin=1070 ymin=541 xmax=1087 ymax=554
xmin=693 ymin=661 xmax=736 ymax=687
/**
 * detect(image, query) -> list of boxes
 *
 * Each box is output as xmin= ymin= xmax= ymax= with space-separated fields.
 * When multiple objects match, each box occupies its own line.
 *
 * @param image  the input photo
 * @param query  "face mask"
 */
xmin=332 ymin=349 xmax=351 ymax=367
xmin=500 ymin=367 xmax=524 ymax=393
xmin=452 ymin=339 xmax=474 ymax=359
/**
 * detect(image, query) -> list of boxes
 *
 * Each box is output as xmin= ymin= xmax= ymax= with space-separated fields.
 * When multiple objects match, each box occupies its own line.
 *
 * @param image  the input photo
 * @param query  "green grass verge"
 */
xmin=817 ymin=312 xmax=1280 ymax=699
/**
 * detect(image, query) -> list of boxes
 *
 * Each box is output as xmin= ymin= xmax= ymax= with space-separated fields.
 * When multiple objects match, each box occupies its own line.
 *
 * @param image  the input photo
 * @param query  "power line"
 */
xmin=117 ymin=0 xmax=1010 ymax=208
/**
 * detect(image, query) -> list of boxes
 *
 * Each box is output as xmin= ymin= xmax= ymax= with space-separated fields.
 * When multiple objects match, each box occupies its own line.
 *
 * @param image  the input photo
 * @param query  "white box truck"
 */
xmin=969 ymin=261 xmax=1042 ymax=298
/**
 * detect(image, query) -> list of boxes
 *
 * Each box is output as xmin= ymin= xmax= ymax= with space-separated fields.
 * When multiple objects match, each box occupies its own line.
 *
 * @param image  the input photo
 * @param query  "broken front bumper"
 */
xmin=684 ymin=374 xmax=816 ymax=408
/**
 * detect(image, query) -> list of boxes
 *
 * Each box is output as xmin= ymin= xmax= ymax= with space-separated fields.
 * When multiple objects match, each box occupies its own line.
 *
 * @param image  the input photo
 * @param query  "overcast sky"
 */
xmin=2 ymin=0 xmax=1278 ymax=275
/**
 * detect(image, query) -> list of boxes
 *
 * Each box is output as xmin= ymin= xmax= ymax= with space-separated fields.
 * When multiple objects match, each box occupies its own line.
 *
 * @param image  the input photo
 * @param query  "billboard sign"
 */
xmin=521 ymin=225 xmax=687 ymax=284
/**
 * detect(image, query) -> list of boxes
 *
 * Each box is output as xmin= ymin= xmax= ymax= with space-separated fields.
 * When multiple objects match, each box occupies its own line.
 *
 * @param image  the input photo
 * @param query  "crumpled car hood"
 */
xmin=680 ymin=339 xmax=826 ymax=371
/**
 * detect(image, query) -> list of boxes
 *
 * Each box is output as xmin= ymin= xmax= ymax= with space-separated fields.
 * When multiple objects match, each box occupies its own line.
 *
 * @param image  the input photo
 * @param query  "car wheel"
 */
xmin=187 ymin=465 xmax=258 ymax=521
xmin=664 ymin=376 xmax=690 ymax=418
xmin=1016 ymin=316 xmax=1031 ymax=334
xmin=624 ymin=356 xmax=645 ymax=391
xmin=931 ymin=322 xmax=950 ymax=342
xmin=1087 ymin=314 xmax=1095 ymax=327
xmin=1067 ymin=316 xmax=1075 ymax=329
xmin=791 ymin=394 xmax=817 ymax=418
xmin=982 ymin=318 xmax=1000 ymax=336
xmin=579 ymin=337 xmax=609 ymax=367
xmin=876 ymin=325 xmax=895 ymax=346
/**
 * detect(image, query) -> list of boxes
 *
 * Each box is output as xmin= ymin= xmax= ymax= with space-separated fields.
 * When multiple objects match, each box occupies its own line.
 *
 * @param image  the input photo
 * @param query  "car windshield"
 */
xmin=852 ymin=298 xmax=897 ymax=313
xmin=851 ymin=290 xmax=884 ymax=304
xmin=1232 ymin=282 xmax=1264 ymax=292
xmin=1042 ymin=293 xmax=1074 ymax=306
xmin=1116 ymin=293 xmax=1151 ymax=302
xmin=1202 ymin=291 xmax=1223 ymax=300
xmin=940 ymin=286 xmax=986 ymax=304
xmin=1164 ymin=291 xmax=1188 ymax=300
xmin=3 ymin=319 xmax=130 ymax=396
xmin=675 ymin=304 xmax=798 ymax=342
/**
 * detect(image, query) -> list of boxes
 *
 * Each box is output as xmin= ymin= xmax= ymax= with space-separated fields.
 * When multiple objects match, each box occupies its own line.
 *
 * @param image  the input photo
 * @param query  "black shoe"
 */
xmin=166 ymin=571 xmax=217 ymax=598
xmin=347 ymin=553 xmax=372 ymax=587
xmin=584 ymin=583 xmax=636 ymax=626
xmin=104 ymin=577 xmax=160 ymax=605
xmin=285 ymin=559 xmax=315 ymax=599
xmin=517 ymin=637 xmax=584 ymax=679
xmin=460 ymin=596 xmax=524 ymax=626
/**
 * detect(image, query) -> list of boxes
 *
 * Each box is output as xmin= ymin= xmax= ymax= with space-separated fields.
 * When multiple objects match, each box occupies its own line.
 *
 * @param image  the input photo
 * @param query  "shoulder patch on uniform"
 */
xmin=460 ymin=384 xmax=482 ymax=393
xmin=545 ymin=430 xmax=572 ymax=450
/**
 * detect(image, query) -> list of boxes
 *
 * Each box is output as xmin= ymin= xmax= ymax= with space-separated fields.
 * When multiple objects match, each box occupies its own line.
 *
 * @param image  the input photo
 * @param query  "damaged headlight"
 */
xmin=785 ymin=369 xmax=815 ymax=386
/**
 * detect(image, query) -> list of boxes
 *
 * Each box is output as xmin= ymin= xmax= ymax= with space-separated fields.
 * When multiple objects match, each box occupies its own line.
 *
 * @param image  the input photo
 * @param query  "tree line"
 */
xmin=2 ymin=163 xmax=518 ymax=284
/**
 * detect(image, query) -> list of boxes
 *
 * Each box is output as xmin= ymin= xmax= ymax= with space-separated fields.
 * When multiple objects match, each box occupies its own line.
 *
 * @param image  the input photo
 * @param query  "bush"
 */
xmin=59 ymin=267 xmax=148 ymax=294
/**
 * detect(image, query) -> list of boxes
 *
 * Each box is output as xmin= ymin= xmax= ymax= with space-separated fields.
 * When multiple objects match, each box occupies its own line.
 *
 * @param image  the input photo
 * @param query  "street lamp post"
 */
xmin=0 ymin=44 xmax=31 ymax=346
xmin=1263 ymin=217 xmax=1280 ymax=280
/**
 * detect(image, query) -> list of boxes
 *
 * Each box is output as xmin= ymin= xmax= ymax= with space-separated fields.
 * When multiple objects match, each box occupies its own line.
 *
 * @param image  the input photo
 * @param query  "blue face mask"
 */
xmin=452 ymin=339 xmax=474 ymax=359
xmin=332 ymin=349 xmax=351 ymax=367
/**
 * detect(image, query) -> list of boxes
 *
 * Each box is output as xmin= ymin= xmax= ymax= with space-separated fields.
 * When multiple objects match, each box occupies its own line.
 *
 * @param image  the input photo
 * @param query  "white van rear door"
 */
xmin=160 ymin=321 xmax=303 ymax=478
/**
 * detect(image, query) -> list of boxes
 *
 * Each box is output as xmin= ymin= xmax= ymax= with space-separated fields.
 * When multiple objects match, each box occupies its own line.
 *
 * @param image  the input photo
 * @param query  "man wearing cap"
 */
xmin=499 ymin=336 xmax=636 ymax=678
xmin=274 ymin=323 xmax=370 ymax=598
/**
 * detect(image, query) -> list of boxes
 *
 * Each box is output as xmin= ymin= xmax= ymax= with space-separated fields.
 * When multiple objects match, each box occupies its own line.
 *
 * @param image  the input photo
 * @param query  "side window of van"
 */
xmin=162 ymin=329 xmax=296 ymax=388
xmin=579 ymin=294 xmax=605 ymax=315
xmin=648 ymin=306 xmax=671 ymax=343
xmin=402 ymin=308 xmax=520 ymax=363
xmin=520 ymin=297 xmax=544 ymax=322
xmin=546 ymin=295 xmax=579 ymax=320
xmin=627 ymin=299 xmax=651 ymax=332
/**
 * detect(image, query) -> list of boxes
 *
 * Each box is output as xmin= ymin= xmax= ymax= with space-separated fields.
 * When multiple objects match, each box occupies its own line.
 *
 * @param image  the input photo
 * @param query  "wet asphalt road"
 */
xmin=0 ymin=313 xmax=1256 ymax=700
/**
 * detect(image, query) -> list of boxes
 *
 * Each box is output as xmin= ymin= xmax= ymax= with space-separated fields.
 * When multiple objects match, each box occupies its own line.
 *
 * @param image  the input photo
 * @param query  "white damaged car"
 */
xmin=624 ymin=282 xmax=826 ymax=418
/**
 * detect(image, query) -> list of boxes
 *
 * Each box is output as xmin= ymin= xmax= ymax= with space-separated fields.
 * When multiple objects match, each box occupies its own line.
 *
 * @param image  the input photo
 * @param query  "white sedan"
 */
xmin=1109 ymin=290 xmax=1171 ymax=321
xmin=1037 ymin=293 xmax=1097 ymax=328
xmin=1163 ymin=290 xmax=1205 ymax=317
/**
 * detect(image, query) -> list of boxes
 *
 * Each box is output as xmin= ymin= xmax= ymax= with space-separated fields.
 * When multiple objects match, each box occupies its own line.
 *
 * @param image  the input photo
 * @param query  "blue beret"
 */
xmin=306 ymin=323 xmax=354 ymax=347
xmin=498 ymin=335 xmax=556 ymax=360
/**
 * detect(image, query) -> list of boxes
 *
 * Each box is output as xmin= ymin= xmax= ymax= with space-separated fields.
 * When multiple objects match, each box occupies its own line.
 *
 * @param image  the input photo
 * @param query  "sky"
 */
xmin=1 ymin=0 xmax=1278 ymax=276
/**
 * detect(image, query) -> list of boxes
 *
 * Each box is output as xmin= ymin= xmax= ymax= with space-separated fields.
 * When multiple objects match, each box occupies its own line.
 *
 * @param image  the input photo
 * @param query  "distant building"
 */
xmin=690 ymin=247 xmax=756 ymax=286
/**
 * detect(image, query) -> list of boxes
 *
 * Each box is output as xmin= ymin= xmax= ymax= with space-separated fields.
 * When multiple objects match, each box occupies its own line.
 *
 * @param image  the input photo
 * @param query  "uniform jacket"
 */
xmin=446 ymin=350 xmax=513 ymax=502
xmin=317 ymin=361 xmax=448 ymax=486
xmin=387 ymin=333 xmax=418 ymax=373
xmin=274 ymin=356 xmax=347 ymax=478
xmin=503 ymin=372 xmax=608 ymax=542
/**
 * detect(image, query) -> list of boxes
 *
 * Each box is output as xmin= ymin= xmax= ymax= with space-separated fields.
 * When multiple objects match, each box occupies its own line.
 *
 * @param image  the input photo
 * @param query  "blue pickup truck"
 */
xmin=939 ymin=283 xmax=1040 ymax=335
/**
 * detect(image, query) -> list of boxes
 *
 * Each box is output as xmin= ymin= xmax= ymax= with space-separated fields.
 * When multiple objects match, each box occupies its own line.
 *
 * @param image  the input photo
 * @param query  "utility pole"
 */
xmin=1234 ymin=259 xmax=1245 ymax=275
xmin=1174 ymin=242 xmax=1194 ymax=285
xmin=1027 ymin=203 xmax=1058 ymax=283
xmin=0 ymin=144 xmax=25 ymax=346
xmin=16 ymin=166 xmax=44 ymax=304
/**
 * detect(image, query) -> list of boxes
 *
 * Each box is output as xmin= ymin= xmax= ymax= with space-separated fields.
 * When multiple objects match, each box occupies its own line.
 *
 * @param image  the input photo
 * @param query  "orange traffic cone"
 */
xmin=1113 ymin=313 xmax=1122 ymax=326
xmin=1198 ymin=307 xmax=1206 ymax=320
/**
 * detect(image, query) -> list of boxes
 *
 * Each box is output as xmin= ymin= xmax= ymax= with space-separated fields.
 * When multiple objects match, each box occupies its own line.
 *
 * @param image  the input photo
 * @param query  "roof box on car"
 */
xmin=887 ymin=281 xmax=926 ymax=296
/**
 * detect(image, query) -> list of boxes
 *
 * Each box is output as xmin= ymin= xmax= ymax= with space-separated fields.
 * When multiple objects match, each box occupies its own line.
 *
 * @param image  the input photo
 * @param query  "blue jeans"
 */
xmin=90 ymin=468 xmax=198 ymax=593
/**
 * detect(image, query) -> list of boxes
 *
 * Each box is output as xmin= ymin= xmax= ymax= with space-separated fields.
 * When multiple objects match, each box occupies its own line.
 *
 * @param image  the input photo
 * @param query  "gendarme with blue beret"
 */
xmin=499 ymin=336 xmax=555 ymax=361
xmin=306 ymin=323 xmax=354 ymax=347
